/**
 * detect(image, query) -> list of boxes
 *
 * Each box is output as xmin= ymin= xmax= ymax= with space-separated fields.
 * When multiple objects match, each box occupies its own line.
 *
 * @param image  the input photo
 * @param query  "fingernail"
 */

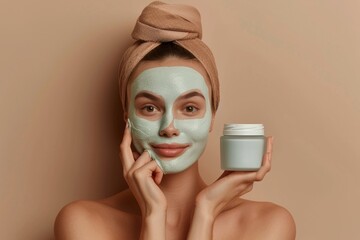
xmin=126 ymin=119 xmax=131 ymax=129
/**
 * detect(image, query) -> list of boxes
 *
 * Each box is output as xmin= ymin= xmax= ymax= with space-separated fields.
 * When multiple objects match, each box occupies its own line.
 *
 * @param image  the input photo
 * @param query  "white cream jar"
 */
xmin=220 ymin=124 xmax=265 ymax=171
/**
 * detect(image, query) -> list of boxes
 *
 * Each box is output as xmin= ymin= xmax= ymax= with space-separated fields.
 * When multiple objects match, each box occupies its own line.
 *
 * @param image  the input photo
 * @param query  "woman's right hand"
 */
xmin=119 ymin=122 xmax=167 ymax=216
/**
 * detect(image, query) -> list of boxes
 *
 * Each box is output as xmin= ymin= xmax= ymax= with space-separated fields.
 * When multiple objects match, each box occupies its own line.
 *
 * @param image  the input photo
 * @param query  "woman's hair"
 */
xmin=142 ymin=42 xmax=196 ymax=61
xmin=118 ymin=1 xmax=219 ymax=113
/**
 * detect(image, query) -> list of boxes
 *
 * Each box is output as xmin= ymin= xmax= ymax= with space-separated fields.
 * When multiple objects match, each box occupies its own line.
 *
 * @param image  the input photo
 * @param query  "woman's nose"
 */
xmin=159 ymin=110 xmax=180 ymax=137
xmin=159 ymin=120 xmax=180 ymax=137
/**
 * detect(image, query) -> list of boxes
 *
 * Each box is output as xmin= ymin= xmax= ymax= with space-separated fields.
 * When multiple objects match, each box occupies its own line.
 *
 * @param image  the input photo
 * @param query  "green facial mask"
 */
xmin=128 ymin=66 xmax=212 ymax=174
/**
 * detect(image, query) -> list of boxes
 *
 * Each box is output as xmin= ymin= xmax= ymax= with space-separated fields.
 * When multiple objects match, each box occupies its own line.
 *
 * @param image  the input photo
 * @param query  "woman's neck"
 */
xmin=159 ymin=162 xmax=207 ymax=232
xmin=160 ymin=163 xmax=206 ymax=208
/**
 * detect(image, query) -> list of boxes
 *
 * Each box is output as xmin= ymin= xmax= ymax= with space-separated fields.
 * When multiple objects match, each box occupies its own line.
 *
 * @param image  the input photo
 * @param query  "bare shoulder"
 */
xmin=54 ymin=189 xmax=140 ymax=240
xmin=214 ymin=199 xmax=296 ymax=240
xmin=245 ymin=200 xmax=296 ymax=239
xmin=54 ymin=200 xmax=104 ymax=239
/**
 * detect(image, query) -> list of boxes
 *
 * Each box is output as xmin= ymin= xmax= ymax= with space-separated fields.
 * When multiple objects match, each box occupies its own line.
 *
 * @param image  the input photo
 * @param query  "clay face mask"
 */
xmin=128 ymin=66 xmax=212 ymax=174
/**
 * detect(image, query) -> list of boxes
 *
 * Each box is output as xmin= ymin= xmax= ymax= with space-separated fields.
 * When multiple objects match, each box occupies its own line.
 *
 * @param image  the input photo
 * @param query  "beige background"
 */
xmin=1 ymin=0 xmax=359 ymax=239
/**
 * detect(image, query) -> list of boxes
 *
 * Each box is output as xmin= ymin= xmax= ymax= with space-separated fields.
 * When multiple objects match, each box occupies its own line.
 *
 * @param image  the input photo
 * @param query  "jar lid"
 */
xmin=223 ymin=124 xmax=264 ymax=135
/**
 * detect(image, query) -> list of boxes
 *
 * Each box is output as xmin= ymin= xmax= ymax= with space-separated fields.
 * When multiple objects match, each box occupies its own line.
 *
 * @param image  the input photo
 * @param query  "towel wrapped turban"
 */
xmin=118 ymin=1 xmax=219 ymax=113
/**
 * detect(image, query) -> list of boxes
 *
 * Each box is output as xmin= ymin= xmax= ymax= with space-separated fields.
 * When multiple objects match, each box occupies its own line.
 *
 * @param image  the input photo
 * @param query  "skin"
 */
xmin=54 ymin=57 xmax=296 ymax=240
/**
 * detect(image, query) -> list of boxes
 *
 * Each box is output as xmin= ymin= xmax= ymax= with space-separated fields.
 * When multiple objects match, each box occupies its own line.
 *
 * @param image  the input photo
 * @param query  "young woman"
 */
xmin=54 ymin=2 xmax=296 ymax=240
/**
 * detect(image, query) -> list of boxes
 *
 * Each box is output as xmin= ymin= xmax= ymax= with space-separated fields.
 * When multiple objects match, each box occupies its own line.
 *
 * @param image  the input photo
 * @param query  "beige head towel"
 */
xmin=118 ymin=1 xmax=219 ymax=113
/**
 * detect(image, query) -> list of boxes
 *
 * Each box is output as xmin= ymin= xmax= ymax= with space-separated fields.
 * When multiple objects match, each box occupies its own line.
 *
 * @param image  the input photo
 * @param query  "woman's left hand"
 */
xmin=196 ymin=136 xmax=274 ymax=219
xmin=188 ymin=137 xmax=274 ymax=240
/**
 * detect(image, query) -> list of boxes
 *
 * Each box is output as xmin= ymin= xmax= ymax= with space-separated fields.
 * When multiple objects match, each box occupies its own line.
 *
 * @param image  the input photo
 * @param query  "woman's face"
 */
xmin=127 ymin=57 xmax=214 ymax=174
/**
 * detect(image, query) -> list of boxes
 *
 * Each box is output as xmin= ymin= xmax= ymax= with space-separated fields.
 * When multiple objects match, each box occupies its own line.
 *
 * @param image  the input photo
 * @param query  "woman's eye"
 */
xmin=143 ymin=105 xmax=156 ymax=112
xmin=185 ymin=105 xmax=198 ymax=113
xmin=136 ymin=103 xmax=162 ymax=118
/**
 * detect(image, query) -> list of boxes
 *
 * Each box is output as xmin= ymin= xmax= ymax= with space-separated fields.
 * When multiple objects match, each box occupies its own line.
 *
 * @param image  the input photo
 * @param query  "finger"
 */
xmin=234 ymin=171 xmax=258 ymax=184
xmin=268 ymin=137 xmax=274 ymax=161
xmin=216 ymin=171 xmax=257 ymax=187
xmin=256 ymin=136 xmax=274 ymax=181
xmin=215 ymin=171 xmax=233 ymax=181
xmin=131 ymin=150 xmax=152 ymax=170
xmin=257 ymin=135 xmax=273 ymax=168
xmin=239 ymin=183 xmax=254 ymax=196
xmin=119 ymin=123 xmax=135 ymax=172
xmin=131 ymin=160 xmax=158 ymax=197
xmin=255 ymin=152 xmax=271 ymax=181
xmin=153 ymin=164 xmax=164 ymax=185
xmin=133 ymin=160 xmax=163 ymax=182
xmin=133 ymin=151 xmax=140 ymax=160
xmin=265 ymin=136 xmax=274 ymax=154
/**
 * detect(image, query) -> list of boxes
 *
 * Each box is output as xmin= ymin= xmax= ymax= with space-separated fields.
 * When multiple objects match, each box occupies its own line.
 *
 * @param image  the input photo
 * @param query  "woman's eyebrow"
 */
xmin=178 ymin=90 xmax=205 ymax=100
xmin=135 ymin=91 xmax=163 ymax=101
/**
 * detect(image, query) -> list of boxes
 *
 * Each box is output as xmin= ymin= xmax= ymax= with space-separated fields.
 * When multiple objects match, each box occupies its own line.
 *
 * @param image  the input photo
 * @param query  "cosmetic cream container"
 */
xmin=220 ymin=124 xmax=265 ymax=171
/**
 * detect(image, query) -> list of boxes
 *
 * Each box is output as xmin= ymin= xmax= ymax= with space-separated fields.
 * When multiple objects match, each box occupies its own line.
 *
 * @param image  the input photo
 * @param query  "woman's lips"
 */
xmin=151 ymin=143 xmax=190 ymax=158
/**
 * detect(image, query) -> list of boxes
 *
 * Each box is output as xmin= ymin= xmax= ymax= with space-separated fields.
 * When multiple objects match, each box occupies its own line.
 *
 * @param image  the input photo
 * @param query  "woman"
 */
xmin=54 ymin=2 xmax=296 ymax=239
